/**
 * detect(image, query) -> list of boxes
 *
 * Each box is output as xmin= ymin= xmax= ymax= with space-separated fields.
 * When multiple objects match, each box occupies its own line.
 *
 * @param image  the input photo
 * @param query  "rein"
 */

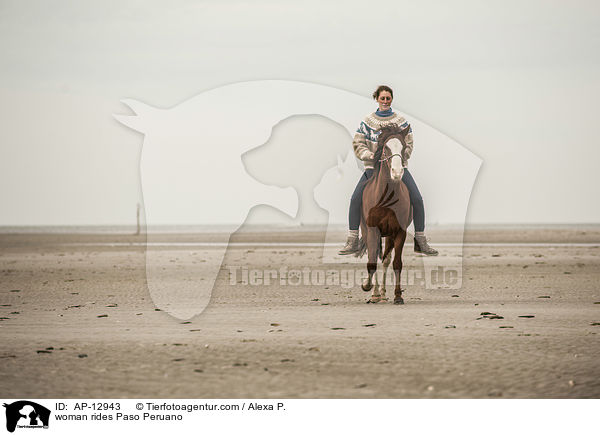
xmin=378 ymin=153 xmax=402 ymax=162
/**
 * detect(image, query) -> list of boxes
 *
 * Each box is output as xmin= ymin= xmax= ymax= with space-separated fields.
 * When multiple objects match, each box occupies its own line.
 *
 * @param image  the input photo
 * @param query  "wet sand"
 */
xmin=1 ymin=226 xmax=599 ymax=398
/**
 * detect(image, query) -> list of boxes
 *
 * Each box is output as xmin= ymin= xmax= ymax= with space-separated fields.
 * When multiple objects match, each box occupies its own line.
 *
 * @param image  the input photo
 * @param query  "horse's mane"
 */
xmin=373 ymin=123 xmax=410 ymax=173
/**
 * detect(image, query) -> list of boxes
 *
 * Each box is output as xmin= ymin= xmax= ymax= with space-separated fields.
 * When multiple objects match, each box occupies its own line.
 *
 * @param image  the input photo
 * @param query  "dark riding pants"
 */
xmin=349 ymin=168 xmax=425 ymax=232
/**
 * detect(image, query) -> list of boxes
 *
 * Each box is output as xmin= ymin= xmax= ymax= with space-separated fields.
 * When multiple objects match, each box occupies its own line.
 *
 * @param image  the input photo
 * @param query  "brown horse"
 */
xmin=357 ymin=124 xmax=413 ymax=304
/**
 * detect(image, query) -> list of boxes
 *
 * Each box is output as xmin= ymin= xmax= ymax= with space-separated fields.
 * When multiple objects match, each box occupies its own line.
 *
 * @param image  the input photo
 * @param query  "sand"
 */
xmin=0 ymin=226 xmax=599 ymax=398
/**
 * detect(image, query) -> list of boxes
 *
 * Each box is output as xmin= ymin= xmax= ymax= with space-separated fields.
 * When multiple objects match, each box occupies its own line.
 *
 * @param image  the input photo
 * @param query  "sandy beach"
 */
xmin=1 ymin=225 xmax=599 ymax=398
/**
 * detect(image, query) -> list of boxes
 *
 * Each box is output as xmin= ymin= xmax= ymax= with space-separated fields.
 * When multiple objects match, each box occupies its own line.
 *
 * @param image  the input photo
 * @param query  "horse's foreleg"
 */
xmin=361 ymin=261 xmax=374 ymax=292
xmin=380 ymin=237 xmax=392 ymax=301
xmin=369 ymin=271 xmax=381 ymax=303
xmin=393 ymin=230 xmax=407 ymax=305
xmin=362 ymin=228 xmax=380 ymax=295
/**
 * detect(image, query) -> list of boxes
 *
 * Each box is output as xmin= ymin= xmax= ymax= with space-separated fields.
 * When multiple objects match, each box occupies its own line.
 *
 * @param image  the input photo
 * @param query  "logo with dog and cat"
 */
xmin=2 ymin=401 xmax=51 ymax=433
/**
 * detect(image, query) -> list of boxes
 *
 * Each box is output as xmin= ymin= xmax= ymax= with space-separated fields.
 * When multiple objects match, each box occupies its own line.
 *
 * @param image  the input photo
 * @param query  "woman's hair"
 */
xmin=372 ymin=85 xmax=394 ymax=100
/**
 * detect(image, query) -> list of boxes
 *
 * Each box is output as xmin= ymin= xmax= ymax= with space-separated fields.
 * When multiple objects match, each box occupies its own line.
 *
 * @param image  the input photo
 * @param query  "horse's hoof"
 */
xmin=369 ymin=297 xmax=381 ymax=303
xmin=362 ymin=283 xmax=373 ymax=292
xmin=393 ymin=298 xmax=404 ymax=305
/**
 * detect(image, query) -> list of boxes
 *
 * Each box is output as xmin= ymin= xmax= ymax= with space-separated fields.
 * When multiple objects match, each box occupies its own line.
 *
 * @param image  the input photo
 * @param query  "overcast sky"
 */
xmin=0 ymin=0 xmax=599 ymax=225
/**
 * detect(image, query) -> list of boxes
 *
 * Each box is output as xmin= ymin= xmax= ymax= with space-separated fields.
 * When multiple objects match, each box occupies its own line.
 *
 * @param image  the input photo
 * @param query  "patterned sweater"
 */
xmin=352 ymin=112 xmax=414 ymax=170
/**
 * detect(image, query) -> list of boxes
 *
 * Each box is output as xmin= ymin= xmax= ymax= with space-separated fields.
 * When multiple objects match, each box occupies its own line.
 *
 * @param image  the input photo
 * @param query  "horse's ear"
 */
xmin=337 ymin=154 xmax=343 ymax=168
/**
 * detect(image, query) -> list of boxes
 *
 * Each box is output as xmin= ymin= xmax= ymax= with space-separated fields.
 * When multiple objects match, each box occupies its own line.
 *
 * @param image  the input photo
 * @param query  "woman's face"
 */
xmin=377 ymin=91 xmax=392 ymax=111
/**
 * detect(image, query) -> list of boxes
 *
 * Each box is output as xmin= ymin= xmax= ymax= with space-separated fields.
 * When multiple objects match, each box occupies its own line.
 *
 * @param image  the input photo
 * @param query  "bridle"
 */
xmin=375 ymin=128 xmax=409 ymax=175
xmin=377 ymin=130 xmax=407 ymax=165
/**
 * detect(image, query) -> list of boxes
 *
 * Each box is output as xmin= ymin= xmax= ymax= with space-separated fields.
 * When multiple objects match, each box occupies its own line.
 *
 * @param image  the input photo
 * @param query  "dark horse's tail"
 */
xmin=355 ymin=236 xmax=382 ymax=259
xmin=355 ymin=237 xmax=367 ymax=258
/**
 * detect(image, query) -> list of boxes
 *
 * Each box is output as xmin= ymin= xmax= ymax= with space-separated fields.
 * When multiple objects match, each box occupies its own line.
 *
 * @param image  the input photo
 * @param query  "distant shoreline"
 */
xmin=1 ymin=225 xmax=600 ymax=246
xmin=1 ymin=223 xmax=599 ymax=235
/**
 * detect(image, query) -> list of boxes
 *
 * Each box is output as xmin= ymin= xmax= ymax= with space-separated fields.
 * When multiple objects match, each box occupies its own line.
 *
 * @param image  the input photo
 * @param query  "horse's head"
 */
xmin=374 ymin=124 xmax=411 ymax=181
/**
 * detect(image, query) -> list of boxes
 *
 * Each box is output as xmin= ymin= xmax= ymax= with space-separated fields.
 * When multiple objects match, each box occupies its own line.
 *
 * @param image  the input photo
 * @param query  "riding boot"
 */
xmin=414 ymin=234 xmax=438 ymax=256
xmin=338 ymin=234 xmax=359 ymax=255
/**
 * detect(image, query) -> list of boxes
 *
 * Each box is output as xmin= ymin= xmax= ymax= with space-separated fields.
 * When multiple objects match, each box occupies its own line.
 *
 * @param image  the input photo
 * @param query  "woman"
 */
xmin=338 ymin=85 xmax=438 ymax=256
